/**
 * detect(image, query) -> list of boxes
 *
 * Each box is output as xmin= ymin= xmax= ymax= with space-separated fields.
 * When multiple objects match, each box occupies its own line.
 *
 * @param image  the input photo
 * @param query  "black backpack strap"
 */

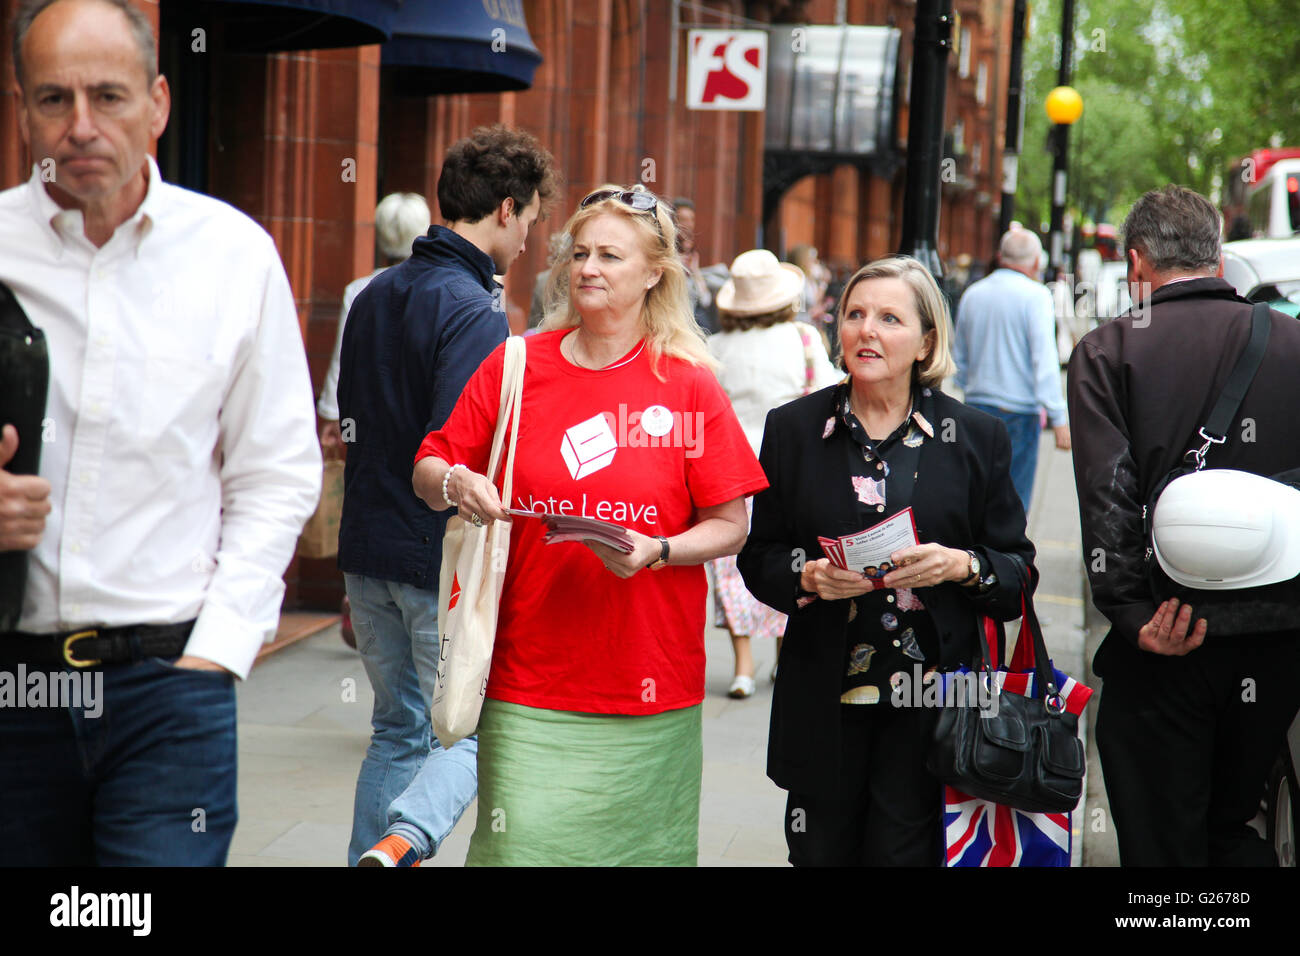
xmin=1189 ymin=301 xmax=1271 ymax=468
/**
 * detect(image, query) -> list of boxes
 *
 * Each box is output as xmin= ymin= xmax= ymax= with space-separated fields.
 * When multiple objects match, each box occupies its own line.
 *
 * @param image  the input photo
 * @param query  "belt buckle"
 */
xmin=62 ymin=630 xmax=102 ymax=668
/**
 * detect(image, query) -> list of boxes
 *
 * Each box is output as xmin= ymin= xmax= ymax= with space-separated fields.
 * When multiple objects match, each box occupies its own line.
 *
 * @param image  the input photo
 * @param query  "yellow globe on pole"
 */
xmin=1045 ymin=85 xmax=1083 ymax=125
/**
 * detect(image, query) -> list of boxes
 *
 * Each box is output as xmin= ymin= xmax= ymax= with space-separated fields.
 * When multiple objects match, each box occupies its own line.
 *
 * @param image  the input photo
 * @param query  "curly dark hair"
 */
xmin=437 ymin=124 xmax=561 ymax=224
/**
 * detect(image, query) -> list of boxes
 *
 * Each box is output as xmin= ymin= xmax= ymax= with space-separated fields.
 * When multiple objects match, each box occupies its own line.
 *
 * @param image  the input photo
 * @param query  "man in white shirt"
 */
xmin=0 ymin=0 xmax=320 ymax=865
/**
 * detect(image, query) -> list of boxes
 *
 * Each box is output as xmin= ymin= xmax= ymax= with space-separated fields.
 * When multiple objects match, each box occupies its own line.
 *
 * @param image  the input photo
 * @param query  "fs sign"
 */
xmin=687 ymin=30 xmax=766 ymax=111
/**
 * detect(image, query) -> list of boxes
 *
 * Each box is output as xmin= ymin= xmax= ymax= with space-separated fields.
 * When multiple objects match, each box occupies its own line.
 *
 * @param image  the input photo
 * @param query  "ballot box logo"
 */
xmin=561 ymin=413 xmax=618 ymax=480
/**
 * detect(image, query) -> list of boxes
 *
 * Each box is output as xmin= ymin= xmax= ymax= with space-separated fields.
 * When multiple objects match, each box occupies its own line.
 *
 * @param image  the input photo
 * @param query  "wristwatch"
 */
xmin=649 ymin=536 xmax=670 ymax=570
xmin=960 ymin=549 xmax=981 ymax=586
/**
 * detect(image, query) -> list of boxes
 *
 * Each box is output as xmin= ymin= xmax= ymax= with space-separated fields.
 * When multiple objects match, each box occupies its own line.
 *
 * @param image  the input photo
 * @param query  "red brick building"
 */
xmin=2 ymin=0 xmax=1015 ymax=610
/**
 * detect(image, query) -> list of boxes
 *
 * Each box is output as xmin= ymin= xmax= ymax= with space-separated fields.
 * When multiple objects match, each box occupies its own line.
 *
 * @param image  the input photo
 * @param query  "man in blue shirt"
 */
xmin=337 ymin=125 xmax=558 ymax=866
xmin=953 ymin=227 xmax=1071 ymax=512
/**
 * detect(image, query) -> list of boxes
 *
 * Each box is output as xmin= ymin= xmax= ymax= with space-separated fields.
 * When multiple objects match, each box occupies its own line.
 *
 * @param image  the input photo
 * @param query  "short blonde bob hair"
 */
xmin=539 ymin=184 xmax=714 ymax=379
xmin=836 ymin=255 xmax=956 ymax=388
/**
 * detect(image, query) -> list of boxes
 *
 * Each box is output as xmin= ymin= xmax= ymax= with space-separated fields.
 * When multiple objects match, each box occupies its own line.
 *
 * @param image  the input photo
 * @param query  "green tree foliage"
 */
xmin=1013 ymin=0 xmax=1300 ymax=233
xmin=1181 ymin=0 xmax=1300 ymax=162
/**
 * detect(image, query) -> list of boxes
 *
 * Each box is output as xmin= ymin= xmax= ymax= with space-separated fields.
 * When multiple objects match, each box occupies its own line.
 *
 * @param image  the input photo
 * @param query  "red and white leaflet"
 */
xmin=823 ymin=508 xmax=921 ymax=578
xmin=818 ymin=535 xmax=846 ymax=569
xmin=507 ymin=508 xmax=636 ymax=553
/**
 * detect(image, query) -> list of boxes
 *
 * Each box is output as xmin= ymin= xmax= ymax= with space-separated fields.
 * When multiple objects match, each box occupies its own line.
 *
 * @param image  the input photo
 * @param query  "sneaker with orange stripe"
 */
xmin=357 ymin=834 xmax=421 ymax=867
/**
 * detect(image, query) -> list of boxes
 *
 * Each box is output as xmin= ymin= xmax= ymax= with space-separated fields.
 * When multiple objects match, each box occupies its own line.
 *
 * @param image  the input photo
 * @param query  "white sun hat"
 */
xmin=1152 ymin=469 xmax=1300 ymax=589
xmin=715 ymin=249 xmax=805 ymax=317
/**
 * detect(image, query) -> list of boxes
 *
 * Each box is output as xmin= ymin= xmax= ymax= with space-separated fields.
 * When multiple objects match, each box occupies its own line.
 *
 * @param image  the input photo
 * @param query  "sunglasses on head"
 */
xmin=579 ymin=188 xmax=665 ymax=236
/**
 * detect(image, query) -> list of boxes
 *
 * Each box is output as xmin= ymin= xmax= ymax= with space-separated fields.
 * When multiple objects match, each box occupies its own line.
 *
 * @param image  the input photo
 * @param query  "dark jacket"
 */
xmin=1067 ymin=277 xmax=1300 ymax=674
xmin=337 ymin=226 xmax=508 ymax=589
xmin=737 ymin=386 xmax=1036 ymax=796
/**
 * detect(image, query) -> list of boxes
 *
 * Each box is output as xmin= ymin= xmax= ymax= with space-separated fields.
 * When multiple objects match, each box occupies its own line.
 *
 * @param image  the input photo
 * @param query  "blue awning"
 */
xmin=382 ymin=1 xmax=543 ymax=95
xmin=178 ymin=0 xmax=401 ymax=53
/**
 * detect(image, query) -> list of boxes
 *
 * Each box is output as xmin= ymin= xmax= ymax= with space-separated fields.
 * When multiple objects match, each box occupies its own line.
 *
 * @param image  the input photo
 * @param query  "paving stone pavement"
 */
xmin=230 ymin=606 xmax=787 ymax=867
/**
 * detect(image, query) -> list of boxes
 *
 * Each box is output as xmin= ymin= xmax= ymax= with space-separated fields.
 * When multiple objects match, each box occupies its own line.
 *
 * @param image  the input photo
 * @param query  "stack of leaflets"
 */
xmin=818 ymin=508 xmax=919 ymax=579
xmin=507 ymin=509 xmax=636 ymax=553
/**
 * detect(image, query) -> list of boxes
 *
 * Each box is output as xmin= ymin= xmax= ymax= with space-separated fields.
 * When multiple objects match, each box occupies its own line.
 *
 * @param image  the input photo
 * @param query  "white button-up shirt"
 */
xmin=0 ymin=157 xmax=321 ymax=678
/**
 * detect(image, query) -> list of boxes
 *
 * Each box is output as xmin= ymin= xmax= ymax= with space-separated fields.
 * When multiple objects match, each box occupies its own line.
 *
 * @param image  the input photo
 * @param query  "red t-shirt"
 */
xmin=416 ymin=329 xmax=768 ymax=715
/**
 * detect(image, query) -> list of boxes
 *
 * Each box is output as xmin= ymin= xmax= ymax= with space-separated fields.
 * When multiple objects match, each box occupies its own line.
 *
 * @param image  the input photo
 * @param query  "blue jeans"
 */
xmin=968 ymin=403 xmax=1040 ymax=514
xmin=345 ymin=573 xmax=478 ymax=864
xmin=0 ymin=655 xmax=237 ymax=865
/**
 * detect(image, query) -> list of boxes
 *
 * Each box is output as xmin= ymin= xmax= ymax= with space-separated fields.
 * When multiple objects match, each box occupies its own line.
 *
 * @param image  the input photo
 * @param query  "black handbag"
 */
xmin=0 ymin=280 xmax=50 ymax=632
xmin=926 ymin=559 xmax=1087 ymax=814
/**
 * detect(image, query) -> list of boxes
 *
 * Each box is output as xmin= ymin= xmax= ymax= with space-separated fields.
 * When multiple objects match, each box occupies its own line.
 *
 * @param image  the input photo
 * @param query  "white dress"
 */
xmin=706 ymin=322 xmax=841 ymax=638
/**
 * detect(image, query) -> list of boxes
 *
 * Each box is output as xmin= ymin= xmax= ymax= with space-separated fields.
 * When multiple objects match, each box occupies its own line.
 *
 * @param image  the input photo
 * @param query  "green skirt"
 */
xmin=466 ymin=698 xmax=703 ymax=866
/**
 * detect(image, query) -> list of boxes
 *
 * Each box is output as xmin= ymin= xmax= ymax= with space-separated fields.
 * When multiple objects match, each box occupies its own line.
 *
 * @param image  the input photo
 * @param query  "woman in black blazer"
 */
xmin=737 ymin=256 xmax=1036 ymax=866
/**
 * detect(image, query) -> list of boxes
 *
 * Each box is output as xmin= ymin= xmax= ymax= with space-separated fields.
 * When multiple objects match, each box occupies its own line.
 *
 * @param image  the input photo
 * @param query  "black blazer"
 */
xmin=737 ymin=385 xmax=1037 ymax=796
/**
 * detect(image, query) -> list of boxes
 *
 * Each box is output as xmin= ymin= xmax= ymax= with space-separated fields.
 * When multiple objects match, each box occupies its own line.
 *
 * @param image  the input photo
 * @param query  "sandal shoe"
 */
xmin=728 ymin=675 xmax=756 ymax=699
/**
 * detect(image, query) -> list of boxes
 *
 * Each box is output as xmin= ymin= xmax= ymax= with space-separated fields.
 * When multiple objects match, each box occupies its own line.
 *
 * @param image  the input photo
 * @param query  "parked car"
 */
xmin=1221 ymin=237 xmax=1300 ymax=318
xmin=1268 ymin=720 xmax=1298 ymax=866
xmin=1221 ymin=239 xmax=1300 ymax=864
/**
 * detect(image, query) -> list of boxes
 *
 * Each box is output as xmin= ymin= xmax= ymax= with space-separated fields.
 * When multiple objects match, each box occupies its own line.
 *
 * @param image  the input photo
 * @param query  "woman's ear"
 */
xmin=646 ymin=266 xmax=663 ymax=290
xmin=918 ymin=328 xmax=936 ymax=364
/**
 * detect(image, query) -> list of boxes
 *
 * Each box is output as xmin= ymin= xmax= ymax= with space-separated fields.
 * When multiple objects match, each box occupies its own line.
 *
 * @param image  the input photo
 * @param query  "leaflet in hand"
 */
xmin=507 ymin=508 xmax=636 ymax=554
xmin=818 ymin=508 xmax=920 ymax=578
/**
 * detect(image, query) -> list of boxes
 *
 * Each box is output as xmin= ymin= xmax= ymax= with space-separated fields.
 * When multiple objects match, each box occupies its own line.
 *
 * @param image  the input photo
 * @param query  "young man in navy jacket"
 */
xmin=337 ymin=125 xmax=558 ymax=866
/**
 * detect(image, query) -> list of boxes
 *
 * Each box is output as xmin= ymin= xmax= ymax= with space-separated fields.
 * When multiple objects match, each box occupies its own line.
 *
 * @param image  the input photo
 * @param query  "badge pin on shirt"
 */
xmin=640 ymin=404 xmax=674 ymax=437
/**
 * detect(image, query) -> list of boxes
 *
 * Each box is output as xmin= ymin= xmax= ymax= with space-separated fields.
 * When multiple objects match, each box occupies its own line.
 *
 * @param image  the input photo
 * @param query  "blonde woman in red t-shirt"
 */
xmin=413 ymin=185 xmax=768 ymax=865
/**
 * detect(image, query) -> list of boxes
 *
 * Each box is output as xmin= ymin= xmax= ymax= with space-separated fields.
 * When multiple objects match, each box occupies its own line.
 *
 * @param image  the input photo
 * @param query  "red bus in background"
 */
xmin=1224 ymin=147 xmax=1300 ymax=239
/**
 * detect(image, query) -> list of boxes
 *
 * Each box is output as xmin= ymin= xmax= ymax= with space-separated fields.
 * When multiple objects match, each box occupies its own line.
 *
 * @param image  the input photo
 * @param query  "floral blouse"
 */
xmin=822 ymin=381 xmax=942 ymax=705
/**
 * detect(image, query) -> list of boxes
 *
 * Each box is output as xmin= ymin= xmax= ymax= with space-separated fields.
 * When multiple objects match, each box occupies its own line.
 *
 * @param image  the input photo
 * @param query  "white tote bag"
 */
xmin=432 ymin=336 xmax=525 ymax=748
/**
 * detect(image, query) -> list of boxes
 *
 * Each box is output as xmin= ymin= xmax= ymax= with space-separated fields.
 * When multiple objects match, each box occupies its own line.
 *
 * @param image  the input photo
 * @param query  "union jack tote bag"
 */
xmin=940 ymin=616 xmax=1093 ymax=867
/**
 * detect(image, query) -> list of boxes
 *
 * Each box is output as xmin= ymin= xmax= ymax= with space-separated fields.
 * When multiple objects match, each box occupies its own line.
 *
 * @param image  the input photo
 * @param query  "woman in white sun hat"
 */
xmin=708 ymin=249 xmax=841 ymax=698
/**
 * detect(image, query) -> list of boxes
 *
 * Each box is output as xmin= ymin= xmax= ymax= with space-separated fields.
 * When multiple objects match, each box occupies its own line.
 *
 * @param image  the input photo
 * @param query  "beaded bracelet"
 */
xmin=442 ymin=463 xmax=466 ymax=508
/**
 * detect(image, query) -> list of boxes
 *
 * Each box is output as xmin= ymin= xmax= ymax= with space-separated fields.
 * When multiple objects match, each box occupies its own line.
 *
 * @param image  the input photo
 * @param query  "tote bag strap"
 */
xmin=499 ymin=336 xmax=525 ymax=504
xmin=484 ymin=336 xmax=526 ymax=501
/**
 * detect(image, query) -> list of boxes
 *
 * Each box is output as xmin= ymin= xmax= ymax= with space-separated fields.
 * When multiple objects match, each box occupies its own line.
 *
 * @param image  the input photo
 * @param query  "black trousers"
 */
xmin=1095 ymin=632 xmax=1300 ymax=866
xmin=784 ymin=702 xmax=939 ymax=866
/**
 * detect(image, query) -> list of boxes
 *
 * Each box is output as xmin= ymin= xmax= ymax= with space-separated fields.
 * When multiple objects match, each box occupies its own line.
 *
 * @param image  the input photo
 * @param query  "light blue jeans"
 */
xmin=345 ymin=573 xmax=478 ymax=865
xmin=967 ymin=403 xmax=1040 ymax=515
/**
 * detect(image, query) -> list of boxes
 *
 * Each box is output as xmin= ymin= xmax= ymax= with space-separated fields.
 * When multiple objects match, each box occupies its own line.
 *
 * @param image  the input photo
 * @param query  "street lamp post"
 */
xmin=1045 ymin=85 xmax=1082 ymax=280
xmin=898 ymin=0 xmax=954 ymax=278
xmin=997 ymin=0 xmax=1029 ymax=247
xmin=1045 ymin=0 xmax=1079 ymax=280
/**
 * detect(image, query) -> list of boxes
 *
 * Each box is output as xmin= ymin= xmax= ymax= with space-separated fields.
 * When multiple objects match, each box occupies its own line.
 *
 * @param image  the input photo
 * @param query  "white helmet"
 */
xmin=1152 ymin=469 xmax=1300 ymax=590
